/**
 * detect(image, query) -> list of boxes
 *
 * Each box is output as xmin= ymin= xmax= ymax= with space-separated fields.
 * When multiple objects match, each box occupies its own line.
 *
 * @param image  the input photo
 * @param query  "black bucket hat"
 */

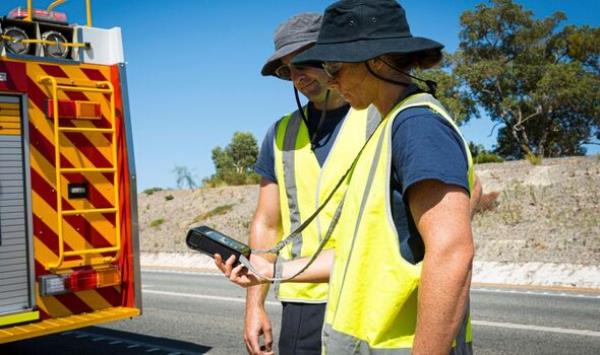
xmin=293 ymin=0 xmax=443 ymax=65
xmin=261 ymin=13 xmax=322 ymax=77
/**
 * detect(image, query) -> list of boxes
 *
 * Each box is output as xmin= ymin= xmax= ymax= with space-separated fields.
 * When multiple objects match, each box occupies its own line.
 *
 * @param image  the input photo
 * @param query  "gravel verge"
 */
xmin=140 ymin=252 xmax=600 ymax=289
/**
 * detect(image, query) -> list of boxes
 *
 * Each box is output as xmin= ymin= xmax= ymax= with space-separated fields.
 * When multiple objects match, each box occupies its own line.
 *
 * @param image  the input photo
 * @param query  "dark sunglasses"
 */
xmin=274 ymin=63 xmax=310 ymax=81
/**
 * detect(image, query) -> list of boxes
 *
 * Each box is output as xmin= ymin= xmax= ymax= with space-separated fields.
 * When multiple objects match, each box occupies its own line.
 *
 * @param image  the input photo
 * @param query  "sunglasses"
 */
xmin=274 ymin=63 xmax=309 ymax=81
xmin=322 ymin=62 xmax=343 ymax=79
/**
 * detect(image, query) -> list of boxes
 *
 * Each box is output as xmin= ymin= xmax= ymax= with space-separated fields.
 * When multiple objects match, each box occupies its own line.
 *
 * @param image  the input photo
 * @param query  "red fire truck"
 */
xmin=0 ymin=0 xmax=141 ymax=343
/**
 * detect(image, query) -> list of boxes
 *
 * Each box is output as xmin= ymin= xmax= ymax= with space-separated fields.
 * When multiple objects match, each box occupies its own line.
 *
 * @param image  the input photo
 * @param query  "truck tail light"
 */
xmin=46 ymin=99 xmax=102 ymax=120
xmin=39 ymin=267 xmax=121 ymax=296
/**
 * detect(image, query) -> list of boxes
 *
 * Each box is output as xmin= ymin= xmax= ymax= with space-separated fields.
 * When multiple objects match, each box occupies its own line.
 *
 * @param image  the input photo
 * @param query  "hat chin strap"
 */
xmin=365 ymin=61 xmax=438 ymax=96
xmin=293 ymin=86 xmax=330 ymax=150
xmin=294 ymin=86 xmax=309 ymax=125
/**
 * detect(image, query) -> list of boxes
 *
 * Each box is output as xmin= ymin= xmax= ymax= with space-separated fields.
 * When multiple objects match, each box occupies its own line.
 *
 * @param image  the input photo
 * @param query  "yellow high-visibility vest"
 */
xmin=323 ymin=93 xmax=474 ymax=353
xmin=273 ymin=105 xmax=380 ymax=302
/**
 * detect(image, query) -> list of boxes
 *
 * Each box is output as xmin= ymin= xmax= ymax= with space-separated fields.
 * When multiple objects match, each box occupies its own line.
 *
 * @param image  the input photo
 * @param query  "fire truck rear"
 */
xmin=0 ymin=0 xmax=141 ymax=343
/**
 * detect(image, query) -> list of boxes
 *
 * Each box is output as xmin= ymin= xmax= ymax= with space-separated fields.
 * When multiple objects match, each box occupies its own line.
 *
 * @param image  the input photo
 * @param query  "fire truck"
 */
xmin=0 ymin=0 xmax=141 ymax=343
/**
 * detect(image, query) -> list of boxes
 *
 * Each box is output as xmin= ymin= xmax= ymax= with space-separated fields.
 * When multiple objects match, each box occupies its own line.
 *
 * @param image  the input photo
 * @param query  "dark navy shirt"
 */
xmin=255 ymin=87 xmax=469 ymax=264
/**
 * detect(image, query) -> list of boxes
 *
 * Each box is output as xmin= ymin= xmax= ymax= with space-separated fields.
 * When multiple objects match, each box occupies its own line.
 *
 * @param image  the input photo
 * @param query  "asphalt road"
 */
xmin=2 ymin=270 xmax=599 ymax=354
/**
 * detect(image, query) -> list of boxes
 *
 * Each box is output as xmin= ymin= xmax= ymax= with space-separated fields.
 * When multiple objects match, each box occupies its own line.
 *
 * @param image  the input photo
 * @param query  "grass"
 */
xmin=150 ymin=218 xmax=165 ymax=228
xmin=528 ymin=185 xmax=548 ymax=206
xmin=525 ymin=152 xmax=543 ymax=166
xmin=474 ymin=152 xmax=504 ymax=164
xmin=143 ymin=187 xmax=163 ymax=195
xmin=193 ymin=204 xmax=235 ymax=223
xmin=499 ymin=184 xmax=524 ymax=225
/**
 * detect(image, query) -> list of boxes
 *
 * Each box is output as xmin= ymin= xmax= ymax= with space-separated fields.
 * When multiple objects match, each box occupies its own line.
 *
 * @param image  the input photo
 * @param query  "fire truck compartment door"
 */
xmin=0 ymin=95 xmax=36 ymax=317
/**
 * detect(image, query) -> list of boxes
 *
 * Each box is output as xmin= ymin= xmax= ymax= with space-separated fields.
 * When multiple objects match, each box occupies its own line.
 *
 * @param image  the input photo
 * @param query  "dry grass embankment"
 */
xmin=139 ymin=156 xmax=600 ymax=266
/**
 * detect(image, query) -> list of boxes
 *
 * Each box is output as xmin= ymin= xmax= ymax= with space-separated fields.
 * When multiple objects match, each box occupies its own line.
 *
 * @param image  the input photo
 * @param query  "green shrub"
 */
xmin=469 ymin=141 xmax=504 ymax=164
xmin=143 ymin=187 xmax=163 ymax=195
xmin=202 ymin=171 xmax=261 ymax=187
xmin=165 ymin=194 xmax=174 ymax=201
xmin=474 ymin=152 xmax=504 ymax=164
xmin=202 ymin=176 xmax=227 ymax=188
xmin=150 ymin=218 xmax=165 ymax=227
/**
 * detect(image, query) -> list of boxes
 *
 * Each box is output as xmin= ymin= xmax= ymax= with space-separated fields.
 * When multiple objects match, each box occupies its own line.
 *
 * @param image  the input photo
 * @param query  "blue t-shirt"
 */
xmin=255 ymin=88 xmax=469 ymax=264
xmin=389 ymin=106 xmax=469 ymax=264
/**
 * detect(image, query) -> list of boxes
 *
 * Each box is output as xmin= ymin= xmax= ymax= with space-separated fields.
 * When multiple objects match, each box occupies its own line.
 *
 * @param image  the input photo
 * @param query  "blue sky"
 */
xmin=2 ymin=1 xmax=598 ymax=190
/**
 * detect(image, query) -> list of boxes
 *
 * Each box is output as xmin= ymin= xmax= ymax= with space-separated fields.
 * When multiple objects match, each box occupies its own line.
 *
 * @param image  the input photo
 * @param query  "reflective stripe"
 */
xmin=282 ymin=111 xmax=303 ymax=259
xmin=366 ymin=105 xmax=381 ymax=139
xmin=324 ymin=324 xmax=472 ymax=355
xmin=324 ymin=324 xmax=412 ymax=355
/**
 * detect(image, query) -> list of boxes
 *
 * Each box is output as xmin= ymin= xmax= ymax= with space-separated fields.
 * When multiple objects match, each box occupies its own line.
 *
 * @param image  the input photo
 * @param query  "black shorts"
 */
xmin=278 ymin=302 xmax=326 ymax=355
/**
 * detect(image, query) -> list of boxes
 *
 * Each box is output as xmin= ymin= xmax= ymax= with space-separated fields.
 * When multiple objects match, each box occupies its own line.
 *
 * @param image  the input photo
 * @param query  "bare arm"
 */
xmin=244 ymin=178 xmax=281 ymax=355
xmin=215 ymin=247 xmax=334 ymax=286
xmin=407 ymin=180 xmax=474 ymax=355
xmin=276 ymin=249 xmax=334 ymax=283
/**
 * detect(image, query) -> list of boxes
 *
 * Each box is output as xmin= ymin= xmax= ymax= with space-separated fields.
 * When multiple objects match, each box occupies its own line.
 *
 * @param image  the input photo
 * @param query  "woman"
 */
xmin=216 ymin=1 xmax=475 ymax=354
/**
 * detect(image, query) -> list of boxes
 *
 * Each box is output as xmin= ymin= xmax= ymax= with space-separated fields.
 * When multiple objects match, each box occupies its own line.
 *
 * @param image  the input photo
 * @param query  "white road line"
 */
xmin=472 ymin=288 xmax=600 ymax=299
xmin=472 ymin=320 xmax=600 ymax=337
xmin=143 ymin=289 xmax=600 ymax=338
xmin=143 ymin=269 xmax=221 ymax=277
xmin=142 ymin=289 xmax=280 ymax=306
xmin=143 ymin=269 xmax=600 ymax=299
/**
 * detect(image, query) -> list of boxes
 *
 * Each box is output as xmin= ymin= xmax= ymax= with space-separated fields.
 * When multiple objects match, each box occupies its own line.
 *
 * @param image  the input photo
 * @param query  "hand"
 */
xmin=244 ymin=304 xmax=274 ymax=355
xmin=214 ymin=254 xmax=273 ymax=288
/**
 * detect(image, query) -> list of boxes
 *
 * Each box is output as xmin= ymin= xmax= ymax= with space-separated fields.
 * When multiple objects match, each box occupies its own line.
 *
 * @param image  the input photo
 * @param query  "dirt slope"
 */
xmin=139 ymin=156 xmax=600 ymax=265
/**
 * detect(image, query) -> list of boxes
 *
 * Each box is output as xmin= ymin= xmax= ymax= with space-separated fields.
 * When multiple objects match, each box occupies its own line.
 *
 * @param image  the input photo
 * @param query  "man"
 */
xmin=246 ymin=13 xmax=378 ymax=355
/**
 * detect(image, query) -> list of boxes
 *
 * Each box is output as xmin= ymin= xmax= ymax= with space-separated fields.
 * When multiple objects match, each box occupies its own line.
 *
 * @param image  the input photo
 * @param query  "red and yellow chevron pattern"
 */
xmin=0 ymin=58 xmax=136 ymax=320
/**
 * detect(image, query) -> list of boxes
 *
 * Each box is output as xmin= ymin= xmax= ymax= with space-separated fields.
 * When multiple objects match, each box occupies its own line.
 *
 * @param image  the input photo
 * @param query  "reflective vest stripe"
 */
xmin=324 ymin=323 xmax=473 ymax=354
xmin=324 ymin=324 xmax=412 ymax=354
xmin=281 ymin=111 xmax=304 ymax=258
xmin=366 ymin=105 xmax=381 ymax=141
